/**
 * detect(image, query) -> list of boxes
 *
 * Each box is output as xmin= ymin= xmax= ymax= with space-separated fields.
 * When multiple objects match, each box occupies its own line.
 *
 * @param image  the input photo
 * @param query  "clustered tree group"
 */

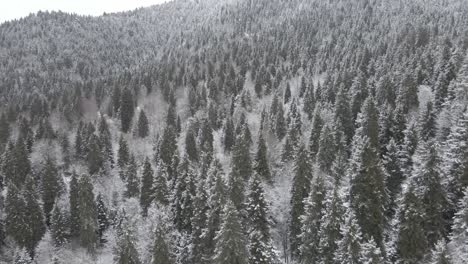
xmin=0 ymin=0 xmax=467 ymax=263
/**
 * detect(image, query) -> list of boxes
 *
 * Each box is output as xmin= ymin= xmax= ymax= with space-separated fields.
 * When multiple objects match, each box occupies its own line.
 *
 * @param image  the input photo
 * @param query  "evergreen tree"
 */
xmin=428 ymin=240 xmax=452 ymax=264
xmin=418 ymin=101 xmax=437 ymax=141
xmin=450 ymin=188 xmax=468 ymax=262
xmin=173 ymin=157 xmax=196 ymax=233
xmin=223 ymin=118 xmax=235 ymax=153
xmin=98 ymin=117 xmax=114 ymax=167
xmin=299 ymin=174 xmax=326 ymax=264
xmin=396 ymin=186 xmax=427 ymax=263
xmin=254 ymin=133 xmax=271 ymax=182
xmin=317 ymin=185 xmax=344 ymax=264
xmin=334 ymin=84 xmax=354 ymax=143
xmin=303 ymin=83 xmax=316 ymax=119
xmin=191 ymin=176 xmax=210 ymax=264
xmin=125 ymin=155 xmax=140 ymax=198
xmin=140 ymin=158 xmax=154 ymax=216
xmin=383 ymin=139 xmax=405 ymax=217
xmin=284 ymin=83 xmax=291 ymax=104
xmin=289 ymin=145 xmax=312 ymax=259
xmin=86 ymin=134 xmax=103 ymax=175
xmin=185 ymin=130 xmax=198 ymax=162
xmin=360 ymin=238 xmax=384 ymax=264
xmin=316 ymin=124 xmax=338 ymax=174
xmin=228 ymin=125 xmax=252 ymax=209
xmin=118 ymin=136 xmax=130 ymax=170
xmin=41 ymin=157 xmax=62 ymax=224
xmin=137 ymin=110 xmax=149 ymax=138
xmin=69 ymin=172 xmax=80 ymax=238
xmin=154 ymin=163 xmax=169 ymax=206
xmin=309 ymin=105 xmax=323 ymax=158
xmin=412 ymin=142 xmax=448 ymax=247
xmin=50 ymin=202 xmax=68 ymax=247
xmin=120 ymin=89 xmax=135 ymax=133
xmin=78 ymin=174 xmax=99 ymax=253
xmin=13 ymin=248 xmax=32 ymax=264
xmin=151 ymin=227 xmax=173 ymax=264
xmin=114 ymin=221 xmax=141 ymax=264
xmin=246 ymin=174 xmax=277 ymax=264
xmin=275 ymin=104 xmax=286 ymax=141
xmin=212 ymin=201 xmax=249 ymax=264
xmin=0 ymin=114 xmax=10 ymax=148
xmin=334 ymin=208 xmax=363 ymax=264
xmin=96 ymin=194 xmax=110 ymax=243
xmin=349 ymin=97 xmax=386 ymax=248
xmin=159 ymin=126 xmax=177 ymax=166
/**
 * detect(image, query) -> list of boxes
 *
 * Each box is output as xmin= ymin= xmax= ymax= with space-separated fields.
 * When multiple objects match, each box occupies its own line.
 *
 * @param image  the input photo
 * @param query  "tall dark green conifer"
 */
xmin=120 ymin=89 xmax=135 ymax=133
xmin=137 ymin=110 xmax=149 ymax=138
xmin=78 ymin=174 xmax=99 ymax=253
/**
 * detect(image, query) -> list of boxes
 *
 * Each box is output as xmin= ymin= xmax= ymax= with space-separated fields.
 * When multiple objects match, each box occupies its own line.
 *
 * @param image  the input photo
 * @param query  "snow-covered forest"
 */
xmin=0 ymin=0 xmax=467 ymax=263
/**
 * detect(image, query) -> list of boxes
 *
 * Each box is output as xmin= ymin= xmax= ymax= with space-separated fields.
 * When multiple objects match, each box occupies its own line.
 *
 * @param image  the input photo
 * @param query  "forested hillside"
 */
xmin=0 ymin=0 xmax=467 ymax=263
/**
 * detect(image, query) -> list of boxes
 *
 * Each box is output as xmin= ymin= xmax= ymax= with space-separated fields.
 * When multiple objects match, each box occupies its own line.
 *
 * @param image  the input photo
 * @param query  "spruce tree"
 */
xmin=317 ymin=185 xmax=344 ymax=264
xmin=246 ymin=174 xmax=278 ymax=264
xmin=450 ymin=188 xmax=468 ymax=262
xmin=114 ymin=221 xmax=141 ymax=264
xmin=50 ymin=203 xmax=68 ymax=247
xmin=223 ymin=118 xmax=235 ymax=153
xmin=118 ymin=136 xmax=130 ymax=170
xmin=396 ymin=186 xmax=427 ymax=263
xmin=349 ymin=97 xmax=386 ymax=248
xmin=299 ymin=174 xmax=326 ymax=264
xmin=360 ymin=238 xmax=384 ymax=264
xmin=275 ymin=104 xmax=286 ymax=141
xmin=0 ymin=114 xmax=9 ymax=148
xmin=78 ymin=174 xmax=99 ymax=253
xmin=185 ymin=130 xmax=198 ymax=162
xmin=152 ymin=227 xmax=173 ymax=264
xmin=228 ymin=125 xmax=252 ymax=209
xmin=41 ymin=157 xmax=62 ymax=224
xmin=191 ymin=176 xmax=210 ymax=264
xmin=309 ymin=105 xmax=323 ymax=158
xmin=140 ymin=158 xmax=154 ymax=216
xmin=289 ymin=144 xmax=312 ymax=259
xmin=212 ymin=201 xmax=249 ymax=264
xmin=96 ymin=194 xmax=110 ymax=243
xmin=69 ymin=172 xmax=80 ymax=238
xmin=125 ymin=155 xmax=140 ymax=198
xmin=159 ymin=125 xmax=177 ymax=166
xmin=137 ymin=110 xmax=149 ymax=138
xmin=120 ymin=89 xmax=135 ymax=133
xmin=284 ymin=83 xmax=291 ymax=104
xmin=173 ymin=157 xmax=196 ymax=233
xmin=154 ymin=163 xmax=169 ymax=206
xmin=254 ymin=133 xmax=272 ymax=182
xmin=428 ymin=240 xmax=452 ymax=264
xmin=334 ymin=208 xmax=363 ymax=264
xmin=412 ymin=142 xmax=448 ymax=247
xmin=86 ymin=134 xmax=103 ymax=175
xmin=98 ymin=117 xmax=114 ymax=167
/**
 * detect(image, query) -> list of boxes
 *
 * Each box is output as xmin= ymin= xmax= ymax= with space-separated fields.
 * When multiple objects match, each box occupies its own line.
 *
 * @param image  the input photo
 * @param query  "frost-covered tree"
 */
xmin=212 ymin=201 xmax=249 ymax=264
xmin=78 ymin=174 xmax=99 ymax=253
xmin=137 ymin=109 xmax=149 ymax=138
xmin=334 ymin=208 xmax=364 ymax=264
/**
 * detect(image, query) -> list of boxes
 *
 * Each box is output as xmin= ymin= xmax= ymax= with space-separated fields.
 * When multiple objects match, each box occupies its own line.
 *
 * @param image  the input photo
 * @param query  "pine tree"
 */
xmin=254 ymin=133 xmax=271 ymax=182
xmin=0 ymin=114 xmax=10 ymax=148
xmin=11 ymin=138 xmax=31 ymax=187
xmin=120 ymin=89 xmax=135 ymax=133
xmin=69 ymin=172 xmax=80 ymax=238
xmin=383 ymin=139 xmax=405 ymax=217
xmin=289 ymin=144 xmax=312 ymax=259
xmin=13 ymin=248 xmax=32 ymax=264
xmin=78 ymin=174 xmax=99 ymax=253
xmin=334 ymin=208 xmax=363 ymax=264
xmin=140 ymin=158 xmax=154 ymax=216
xmin=299 ymin=174 xmax=326 ymax=264
xmin=41 ymin=157 xmax=62 ymax=224
xmin=125 ymin=155 xmax=140 ymax=198
xmin=137 ymin=110 xmax=149 ymax=138
xmin=212 ymin=201 xmax=249 ymax=264
xmin=418 ymin=101 xmax=437 ymax=142
xmin=50 ymin=202 xmax=68 ymax=247
xmin=303 ymin=83 xmax=316 ymax=119
xmin=154 ymin=163 xmax=169 ymax=206
xmin=334 ymin=84 xmax=354 ymax=143
xmin=275 ymin=104 xmax=286 ymax=140
xmin=316 ymin=124 xmax=338 ymax=174
xmin=173 ymin=157 xmax=196 ymax=233
xmin=151 ymin=227 xmax=173 ymax=264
